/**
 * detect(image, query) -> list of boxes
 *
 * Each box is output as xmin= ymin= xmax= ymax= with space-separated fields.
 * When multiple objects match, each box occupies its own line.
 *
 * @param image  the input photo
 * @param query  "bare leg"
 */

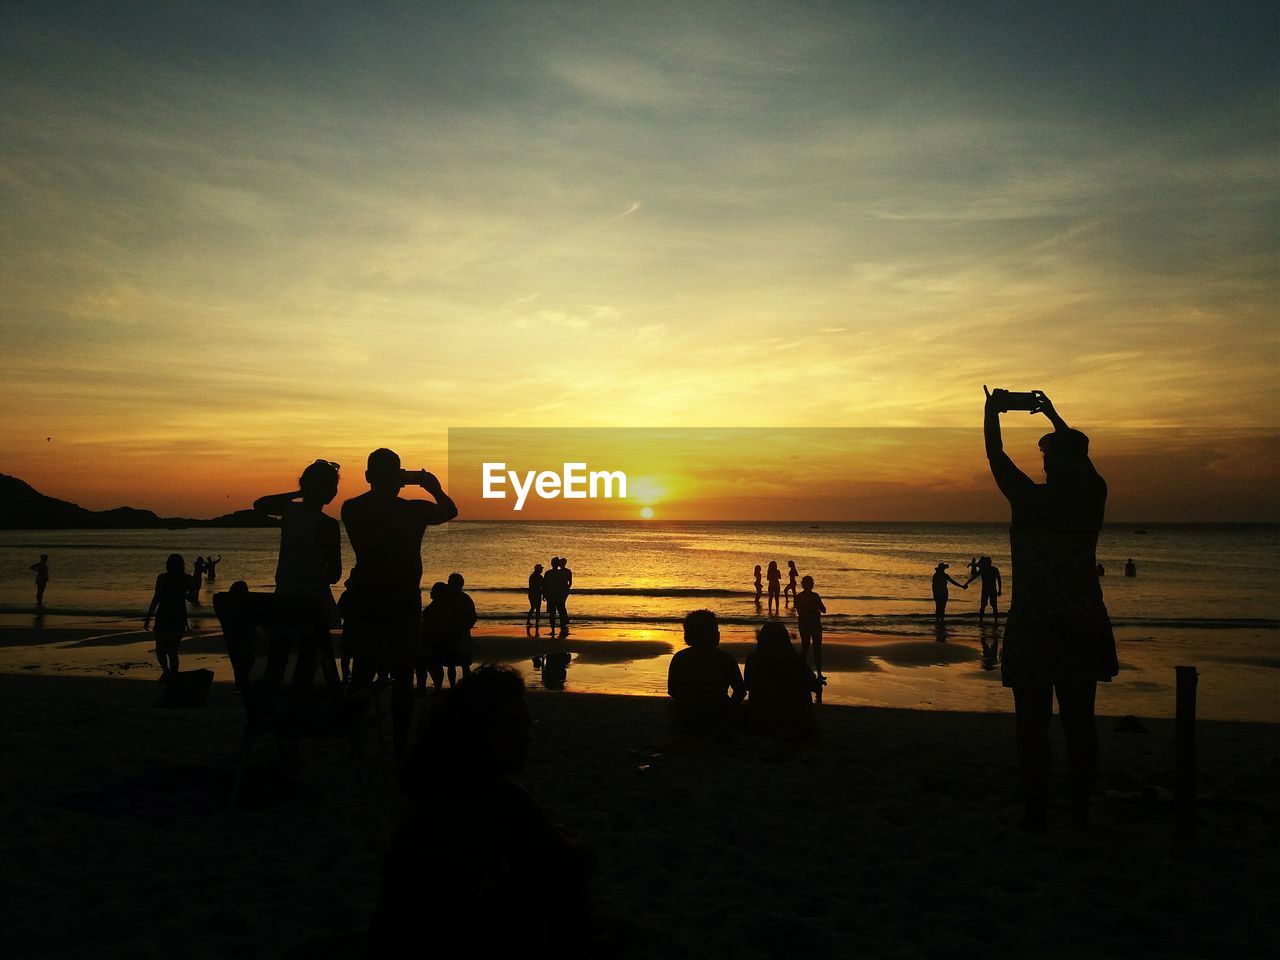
xmin=1056 ymin=680 xmax=1099 ymax=826
xmin=1012 ymin=684 xmax=1053 ymax=830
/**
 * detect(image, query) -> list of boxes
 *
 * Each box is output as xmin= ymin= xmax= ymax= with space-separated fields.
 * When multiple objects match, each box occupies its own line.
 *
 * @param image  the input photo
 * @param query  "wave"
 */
xmin=3 ymin=604 xmax=1274 ymax=633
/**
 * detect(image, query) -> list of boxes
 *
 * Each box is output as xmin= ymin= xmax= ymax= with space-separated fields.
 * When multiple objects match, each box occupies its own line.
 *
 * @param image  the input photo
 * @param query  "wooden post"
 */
xmin=1174 ymin=665 xmax=1198 ymax=850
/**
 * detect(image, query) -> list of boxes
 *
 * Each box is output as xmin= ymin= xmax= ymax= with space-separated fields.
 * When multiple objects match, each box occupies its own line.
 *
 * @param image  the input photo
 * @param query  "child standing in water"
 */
xmin=145 ymin=554 xmax=192 ymax=677
xmin=793 ymin=575 xmax=828 ymax=683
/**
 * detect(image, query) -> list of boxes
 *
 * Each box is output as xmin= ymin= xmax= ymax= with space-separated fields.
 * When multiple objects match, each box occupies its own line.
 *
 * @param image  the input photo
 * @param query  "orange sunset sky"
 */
xmin=2 ymin=3 xmax=1277 ymax=520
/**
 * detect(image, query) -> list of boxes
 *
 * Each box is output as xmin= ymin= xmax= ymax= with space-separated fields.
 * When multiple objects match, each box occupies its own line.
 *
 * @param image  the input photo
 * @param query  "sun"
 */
xmin=640 ymin=506 xmax=655 ymax=519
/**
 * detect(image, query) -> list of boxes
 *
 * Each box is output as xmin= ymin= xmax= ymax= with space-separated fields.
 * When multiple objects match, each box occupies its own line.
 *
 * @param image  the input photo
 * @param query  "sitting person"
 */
xmin=370 ymin=666 xmax=592 ymax=957
xmin=744 ymin=621 xmax=820 ymax=739
xmin=666 ymin=609 xmax=745 ymax=734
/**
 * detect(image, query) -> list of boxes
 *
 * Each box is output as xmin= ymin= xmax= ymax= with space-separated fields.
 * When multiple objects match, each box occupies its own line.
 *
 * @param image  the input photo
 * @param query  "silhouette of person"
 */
xmin=966 ymin=556 xmax=1003 ymax=623
xmin=145 ymin=553 xmax=191 ymax=677
xmin=753 ymin=564 xmax=763 ymax=605
xmin=204 ymin=554 xmax=221 ymax=580
xmin=557 ymin=556 xmax=573 ymax=636
xmin=418 ymin=581 xmax=449 ymax=692
xmin=932 ymin=563 xmax=967 ymax=627
xmin=254 ymin=460 xmax=342 ymax=630
xmin=189 ymin=555 xmax=205 ymax=605
xmin=446 ymin=572 xmax=476 ymax=686
xmin=526 ymin=563 xmax=544 ymax=634
xmin=253 ymin=461 xmax=344 ymax=699
xmin=783 ymin=560 xmax=799 ymax=603
xmin=544 ymin=557 xmax=571 ymax=639
xmin=766 ymin=561 xmax=782 ymax=616
xmin=30 ymin=554 xmax=49 ymax=608
xmin=744 ymin=621 xmax=820 ymax=739
xmin=371 ymin=666 xmax=592 ymax=957
xmin=1124 ymin=558 xmax=1137 ymax=577
xmin=985 ymin=387 xmax=1117 ymax=830
xmin=793 ymin=574 xmax=828 ymax=682
xmin=340 ymin=448 xmax=458 ymax=755
xmin=667 ymin=609 xmax=745 ymax=734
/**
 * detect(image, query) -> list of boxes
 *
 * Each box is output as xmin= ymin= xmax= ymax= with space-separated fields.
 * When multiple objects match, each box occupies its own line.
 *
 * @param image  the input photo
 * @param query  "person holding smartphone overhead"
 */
xmin=984 ymin=386 xmax=1117 ymax=830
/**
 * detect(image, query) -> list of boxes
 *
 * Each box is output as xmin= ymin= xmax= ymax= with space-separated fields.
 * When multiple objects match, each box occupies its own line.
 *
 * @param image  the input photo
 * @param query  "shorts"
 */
xmin=155 ymin=630 xmax=181 ymax=656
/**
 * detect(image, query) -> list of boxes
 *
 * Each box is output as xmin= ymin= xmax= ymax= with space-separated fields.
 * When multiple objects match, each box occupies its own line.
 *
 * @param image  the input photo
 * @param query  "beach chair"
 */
xmin=212 ymin=590 xmax=387 ymax=808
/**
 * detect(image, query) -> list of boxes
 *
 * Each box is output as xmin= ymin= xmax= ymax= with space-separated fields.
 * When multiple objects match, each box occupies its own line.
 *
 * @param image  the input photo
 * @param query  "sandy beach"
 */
xmin=3 ymin=662 xmax=1277 ymax=959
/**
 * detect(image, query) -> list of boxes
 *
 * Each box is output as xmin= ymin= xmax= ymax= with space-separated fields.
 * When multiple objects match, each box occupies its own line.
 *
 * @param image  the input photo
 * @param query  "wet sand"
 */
xmin=2 ymin=669 xmax=1277 ymax=959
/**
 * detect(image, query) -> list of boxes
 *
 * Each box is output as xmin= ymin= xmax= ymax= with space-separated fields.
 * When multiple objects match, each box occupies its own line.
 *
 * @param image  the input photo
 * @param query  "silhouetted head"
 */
xmin=299 ymin=459 xmax=340 ymax=505
xmin=788 ymin=560 xmax=797 ymax=570
xmin=561 ymin=556 xmax=569 ymax=566
xmin=756 ymin=621 xmax=795 ymax=656
xmin=1038 ymin=429 xmax=1090 ymax=480
xmin=754 ymin=564 xmax=761 ymax=574
xmin=936 ymin=562 xmax=948 ymax=571
xmin=447 ymin=572 xmax=464 ymax=590
xmin=40 ymin=554 xmax=48 ymax=562
xmin=366 ymin=448 xmax=402 ymax=492
xmin=229 ymin=579 xmax=249 ymax=594
xmin=767 ymin=560 xmax=779 ymax=573
xmin=801 ymin=575 xmax=814 ymax=591
xmin=533 ymin=563 xmax=543 ymax=573
xmin=166 ymin=553 xmax=184 ymax=575
xmin=430 ymin=581 xmax=448 ymax=601
xmin=409 ymin=665 xmax=530 ymax=788
xmin=683 ymin=609 xmax=720 ymax=648
xmin=979 ymin=556 xmax=991 ymax=568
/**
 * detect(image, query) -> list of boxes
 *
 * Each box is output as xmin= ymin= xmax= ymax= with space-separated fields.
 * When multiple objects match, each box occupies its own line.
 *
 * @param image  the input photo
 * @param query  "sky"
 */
xmin=2 ymin=1 xmax=1277 ymax=519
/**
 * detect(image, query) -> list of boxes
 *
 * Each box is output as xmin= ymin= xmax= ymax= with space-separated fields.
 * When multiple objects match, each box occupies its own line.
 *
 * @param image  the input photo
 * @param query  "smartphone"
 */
xmin=1000 ymin=391 xmax=1040 ymax=412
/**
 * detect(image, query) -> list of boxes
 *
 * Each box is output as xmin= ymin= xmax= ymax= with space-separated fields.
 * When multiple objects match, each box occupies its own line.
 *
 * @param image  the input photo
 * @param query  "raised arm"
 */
xmin=984 ymin=386 xmax=1034 ymax=500
xmin=253 ymin=490 xmax=301 ymax=518
xmin=1030 ymin=390 xmax=1070 ymax=432
xmin=413 ymin=471 xmax=459 ymax=525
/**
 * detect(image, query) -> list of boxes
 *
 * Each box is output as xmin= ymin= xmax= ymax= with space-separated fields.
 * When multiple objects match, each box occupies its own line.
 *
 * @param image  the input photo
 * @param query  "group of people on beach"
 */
xmin=525 ymin=557 xmax=573 ymax=638
xmin=753 ymin=559 xmax=801 ymax=615
xmin=124 ymin=387 xmax=1115 ymax=836
xmin=931 ymin=555 xmax=1003 ymax=627
xmin=668 ymin=609 xmax=822 ymax=741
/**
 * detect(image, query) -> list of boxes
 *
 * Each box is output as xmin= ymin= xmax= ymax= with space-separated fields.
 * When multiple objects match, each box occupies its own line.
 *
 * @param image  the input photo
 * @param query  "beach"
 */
xmin=3 ymin=666 xmax=1277 ymax=960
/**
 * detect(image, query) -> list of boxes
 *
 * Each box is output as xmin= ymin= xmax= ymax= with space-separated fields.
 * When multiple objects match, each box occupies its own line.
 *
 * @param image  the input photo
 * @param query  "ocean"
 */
xmin=2 ymin=522 xmax=1276 ymax=719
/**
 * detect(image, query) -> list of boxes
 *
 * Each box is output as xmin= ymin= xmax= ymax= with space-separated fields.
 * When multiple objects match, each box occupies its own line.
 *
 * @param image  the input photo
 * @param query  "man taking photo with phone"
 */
xmin=341 ymin=447 xmax=458 ymax=755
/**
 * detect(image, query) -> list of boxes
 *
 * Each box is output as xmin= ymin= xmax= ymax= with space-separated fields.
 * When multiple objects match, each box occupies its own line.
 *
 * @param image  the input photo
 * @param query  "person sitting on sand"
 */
xmin=204 ymin=554 xmax=221 ymax=580
xmin=340 ymin=448 xmax=458 ymax=756
xmin=30 ymin=554 xmax=49 ymax=609
xmin=446 ymin=572 xmax=477 ymax=686
xmin=965 ymin=556 xmax=1003 ymax=623
xmin=144 ymin=553 xmax=192 ymax=677
xmin=793 ymin=575 xmax=828 ymax=682
xmin=766 ymin=560 xmax=782 ymax=616
xmin=370 ymin=666 xmax=593 ymax=957
xmin=744 ymin=621 xmax=820 ymax=739
xmin=667 ymin=609 xmax=745 ymax=734
xmin=417 ymin=581 xmax=449 ymax=693
xmin=931 ymin=563 xmax=967 ymax=628
xmin=984 ymin=387 xmax=1116 ymax=830
xmin=753 ymin=564 xmax=763 ymax=605
xmin=526 ymin=563 xmax=544 ymax=633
